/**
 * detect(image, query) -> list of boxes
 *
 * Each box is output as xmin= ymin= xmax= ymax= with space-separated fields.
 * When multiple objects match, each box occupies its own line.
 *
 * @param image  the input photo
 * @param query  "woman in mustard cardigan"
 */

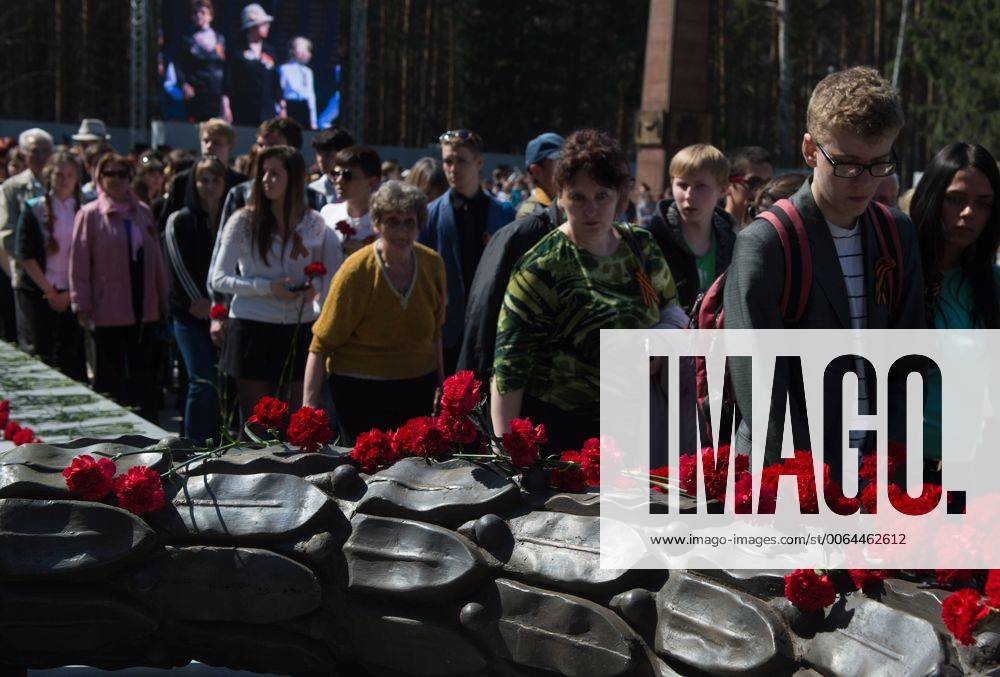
xmin=303 ymin=180 xmax=446 ymax=441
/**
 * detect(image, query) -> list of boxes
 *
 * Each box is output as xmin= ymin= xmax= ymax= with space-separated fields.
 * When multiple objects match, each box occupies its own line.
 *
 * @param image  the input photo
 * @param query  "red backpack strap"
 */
xmin=758 ymin=198 xmax=813 ymax=323
xmin=867 ymin=201 xmax=905 ymax=311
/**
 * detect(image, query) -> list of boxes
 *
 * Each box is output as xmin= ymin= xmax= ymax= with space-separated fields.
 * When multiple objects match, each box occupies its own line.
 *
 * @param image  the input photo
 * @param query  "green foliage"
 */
xmin=910 ymin=0 xmax=1000 ymax=157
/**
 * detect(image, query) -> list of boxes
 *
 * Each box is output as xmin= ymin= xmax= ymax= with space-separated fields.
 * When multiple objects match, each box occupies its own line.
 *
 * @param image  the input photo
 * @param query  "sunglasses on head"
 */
xmin=439 ymin=129 xmax=483 ymax=150
xmin=101 ymin=169 xmax=130 ymax=179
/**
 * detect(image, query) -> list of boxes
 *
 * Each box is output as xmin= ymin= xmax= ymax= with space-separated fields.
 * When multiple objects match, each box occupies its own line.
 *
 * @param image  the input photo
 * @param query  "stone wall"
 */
xmin=0 ymin=436 xmax=995 ymax=676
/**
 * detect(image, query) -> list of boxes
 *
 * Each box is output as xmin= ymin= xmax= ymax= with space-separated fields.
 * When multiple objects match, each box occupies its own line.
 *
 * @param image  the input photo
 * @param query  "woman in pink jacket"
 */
xmin=70 ymin=153 xmax=169 ymax=422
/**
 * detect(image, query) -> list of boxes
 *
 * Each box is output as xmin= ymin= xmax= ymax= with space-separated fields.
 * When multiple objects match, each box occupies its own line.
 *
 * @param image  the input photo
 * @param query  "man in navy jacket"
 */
xmin=419 ymin=129 xmax=514 ymax=375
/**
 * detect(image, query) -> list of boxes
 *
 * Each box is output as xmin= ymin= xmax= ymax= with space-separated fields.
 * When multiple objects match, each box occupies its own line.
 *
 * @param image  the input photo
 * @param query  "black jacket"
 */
xmin=642 ymin=199 xmax=736 ymax=314
xmin=456 ymin=202 xmax=563 ymax=381
xmin=158 ymin=166 xmax=247 ymax=233
xmin=163 ymin=174 xmax=221 ymax=322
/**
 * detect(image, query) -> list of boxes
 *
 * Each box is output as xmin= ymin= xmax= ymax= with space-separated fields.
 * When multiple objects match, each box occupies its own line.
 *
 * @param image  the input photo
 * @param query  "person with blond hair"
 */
xmin=643 ymin=143 xmax=736 ymax=314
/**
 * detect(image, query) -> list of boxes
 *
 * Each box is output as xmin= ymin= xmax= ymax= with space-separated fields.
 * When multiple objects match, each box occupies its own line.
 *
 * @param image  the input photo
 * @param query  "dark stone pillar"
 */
xmin=636 ymin=0 xmax=712 ymax=198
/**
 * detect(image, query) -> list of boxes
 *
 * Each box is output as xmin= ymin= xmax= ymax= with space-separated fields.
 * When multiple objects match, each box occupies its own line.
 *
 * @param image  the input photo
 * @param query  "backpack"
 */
xmin=687 ymin=199 xmax=905 ymax=441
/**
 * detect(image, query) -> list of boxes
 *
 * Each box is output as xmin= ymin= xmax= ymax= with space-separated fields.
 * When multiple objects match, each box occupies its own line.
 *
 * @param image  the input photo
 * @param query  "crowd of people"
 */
xmin=0 ymin=65 xmax=995 ymax=469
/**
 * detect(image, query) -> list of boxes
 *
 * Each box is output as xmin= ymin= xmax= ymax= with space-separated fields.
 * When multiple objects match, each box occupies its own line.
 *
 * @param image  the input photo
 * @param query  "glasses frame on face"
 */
xmin=438 ymin=129 xmax=483 ymax=153
xmin=814 ymin=141 xmax=898 ymax=179
xmin=331 ymin=168 xmax=356 ymax=182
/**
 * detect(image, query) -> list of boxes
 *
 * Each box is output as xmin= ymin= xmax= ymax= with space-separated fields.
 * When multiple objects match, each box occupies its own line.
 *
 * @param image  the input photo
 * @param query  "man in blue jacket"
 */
xmin=419 ymin=129 xmax=515 ymax=375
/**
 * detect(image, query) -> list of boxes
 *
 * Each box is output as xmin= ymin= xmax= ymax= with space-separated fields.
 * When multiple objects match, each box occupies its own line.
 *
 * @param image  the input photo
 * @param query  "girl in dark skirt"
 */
xmin=209 ymin=146 xmax=341 ymax=425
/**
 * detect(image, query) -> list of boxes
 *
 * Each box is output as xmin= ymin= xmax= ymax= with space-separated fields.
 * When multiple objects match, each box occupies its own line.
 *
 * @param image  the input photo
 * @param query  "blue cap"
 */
xmin=524 ymin=133 xmax=565 ymax=169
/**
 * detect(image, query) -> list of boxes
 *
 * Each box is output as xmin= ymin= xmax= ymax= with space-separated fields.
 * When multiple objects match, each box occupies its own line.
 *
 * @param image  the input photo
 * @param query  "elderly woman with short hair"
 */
xmin=304 ymin=180 xmax=446 ymax=441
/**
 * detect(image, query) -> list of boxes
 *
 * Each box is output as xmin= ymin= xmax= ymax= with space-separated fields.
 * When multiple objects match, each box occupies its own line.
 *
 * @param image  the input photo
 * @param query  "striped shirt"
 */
xmin=828 ymin=220 xmax=869 ymax=450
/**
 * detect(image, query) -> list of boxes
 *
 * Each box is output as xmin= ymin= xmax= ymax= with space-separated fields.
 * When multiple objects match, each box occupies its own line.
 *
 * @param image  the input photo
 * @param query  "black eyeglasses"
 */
xmin=331 ymin=168 xmax=355 ymax=181
xmin=439 ymin=129 xmax=483 ymax=151
xmin=815 ymin=142 xmax=897 ymax=179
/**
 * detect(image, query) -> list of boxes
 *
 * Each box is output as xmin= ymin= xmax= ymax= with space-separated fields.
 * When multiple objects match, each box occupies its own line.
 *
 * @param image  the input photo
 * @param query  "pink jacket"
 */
xmin=70 ymin=192 xmax=168 ymax=327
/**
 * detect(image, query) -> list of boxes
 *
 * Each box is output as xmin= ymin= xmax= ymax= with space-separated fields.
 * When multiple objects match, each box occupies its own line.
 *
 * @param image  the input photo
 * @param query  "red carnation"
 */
xmin=942 ymin=588 xmax=990 ymax=646
xmin=891 ymin=483 xmax=943 ymax=516
xmin=440 ymin=371 xmax=482 ymax=417
xmin=335 ymin=220 xmax=357 ymax=239
xmin=114 ymin=466 xmax=165 ymax=515
xmin=436 ymin=412 xmax=477 ymax=444
xmin=209 ymin=303 xmax=228 ymax=320
xmin=580 ymin=437 xmax=600 ymax=487
xmin=986 ymin=570 xmax=1000 ymax=608
xmin=0 ymin=410 xmax=9 ymax=429
xmin=351 ymin=429 xmax=396 ymax=472
xmin=3 ymin=421 xmax=21 ymax=440
xmin=849 ymin=569 xmax=892 ymax=590
xmin=246 ymin=396 xmax=289 ymax=429
xmin=11 ymin=427 xmax=35 ymax=446
xmin=784 ymin=569 xmax=837 ymax=613
xmin=650 ymin=465 xmax=669 ymax=493
xmin=0 ymin=399 xmax=9 ymax=412
xmin=62 ymin=454 xmax=116 ymax=500
xmin=394 ymin=416 xmax=450 ymax=458
xmin=304 ymin=262 xmax=327 ymax=278
xmin=733 ymin=473 xmax=754 ymax=512
xmin=287 ymin=406 xmax=334 ymax=452
xmin=550 ymin=450 xmax=587 ymax=492
xmin=502 ymin=417 xmax=546 ymax=468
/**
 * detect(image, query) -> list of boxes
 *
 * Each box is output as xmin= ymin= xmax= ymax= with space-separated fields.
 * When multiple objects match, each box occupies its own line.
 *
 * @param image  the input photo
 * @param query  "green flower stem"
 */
xmin=243 ymin=424 xmax=265 ymax=445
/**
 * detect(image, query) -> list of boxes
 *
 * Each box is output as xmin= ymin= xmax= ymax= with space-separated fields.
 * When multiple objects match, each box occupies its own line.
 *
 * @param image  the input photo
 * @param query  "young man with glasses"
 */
xmin=319 ymin=145 xmax=382 ymax=256
xmin=419 ymin=129 xmax=515 ymax=375
xmin=723 ymin=66 xmax=925 ymax=469
xmin=724 ymin=145 xmax=774 ymax=229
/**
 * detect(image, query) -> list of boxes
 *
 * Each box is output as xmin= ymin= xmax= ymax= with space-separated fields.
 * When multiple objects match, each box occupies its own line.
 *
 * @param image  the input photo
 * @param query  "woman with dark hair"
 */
xmin=210 ymin=146 xmax=341 ymax=423
xmin=175 ymin=0 xmax=226 ymax=122
xmin=491 ymin=130 xmax=686 ymax=451
xmin=70 ymin=153 xmax=169 ymax=421
xmin=911 ymin=142 xmax=1000 ymax=462
xmin=13 ymin=151 xmax=85 ymax=379
xmin=164 ymin=155 xmax=227 ymax=443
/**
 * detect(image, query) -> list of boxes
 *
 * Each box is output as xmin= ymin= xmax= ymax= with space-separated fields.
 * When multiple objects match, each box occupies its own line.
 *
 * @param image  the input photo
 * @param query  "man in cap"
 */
xmin=0 ymin=128 xmax=53 ymax=341
xmin=222 ymin=3 xmax=284 ymax=126
xmin=515 ymin=132 xmax=564 ymax=219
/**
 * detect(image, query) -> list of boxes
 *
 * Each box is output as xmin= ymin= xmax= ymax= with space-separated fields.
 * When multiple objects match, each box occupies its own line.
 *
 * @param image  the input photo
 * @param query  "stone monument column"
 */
xmin=636 ymin=0 xmax=712 ymax=198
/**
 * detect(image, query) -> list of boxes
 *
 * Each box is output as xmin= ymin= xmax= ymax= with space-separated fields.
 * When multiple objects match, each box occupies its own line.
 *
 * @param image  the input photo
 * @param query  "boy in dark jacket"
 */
xmin=643 ymin=143 xmax=736 ymax=315
xmin=723 ymin=66 xmax=924 ymax=467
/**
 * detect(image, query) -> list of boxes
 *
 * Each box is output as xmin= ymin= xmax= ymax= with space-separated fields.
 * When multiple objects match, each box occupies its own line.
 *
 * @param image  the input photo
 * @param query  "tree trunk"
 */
xmin=777 ymin=0 xmax=791 ymax=165
xmin=399 ymin=0 xmax=411 ymax=146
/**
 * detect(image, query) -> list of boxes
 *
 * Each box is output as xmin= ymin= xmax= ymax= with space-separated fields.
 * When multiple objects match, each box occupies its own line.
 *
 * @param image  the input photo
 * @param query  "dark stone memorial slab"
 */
xmin=468 ymin=511 xmax=636 ymax=594
xmin=544 ymin=491 xmax=601 ymax=516
xmin=466 ymin=578 xmax=643 ymax=677
xmin=152 ymin=472 xmax=337 ymax=542
xmin=344 ymin=514 xmax=485 ymax=599
xmin=357 ymin=458 xmax=521 ymax=527
xmin=168 ymin=620 xmax=336 ymax=675
xmin=803 ymin=597 xmax=945 ymax=676
xmin=881 ymin=577 xmax=951 ymax=632
xmin=655 ymin=572 xmax=791 ymax=675
xmin=0 ymin=444 xmax=168 ymax=500
xmin=693 ymin=568 xmax=794 ymax=599
xmin=347 ymin=601 xmax=488 ymax=676
xmin=183 ymin=444 xmax=351 ymax=477
xmin=0 ymin=589 xmax=157 ymax=665
xmin=152 ymin=545 xmax=321 ymax=623
xmin=0 ymin=499 xmax=155 ymax=579
xmin=56 ymin=435 xmax=161 ymax=450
